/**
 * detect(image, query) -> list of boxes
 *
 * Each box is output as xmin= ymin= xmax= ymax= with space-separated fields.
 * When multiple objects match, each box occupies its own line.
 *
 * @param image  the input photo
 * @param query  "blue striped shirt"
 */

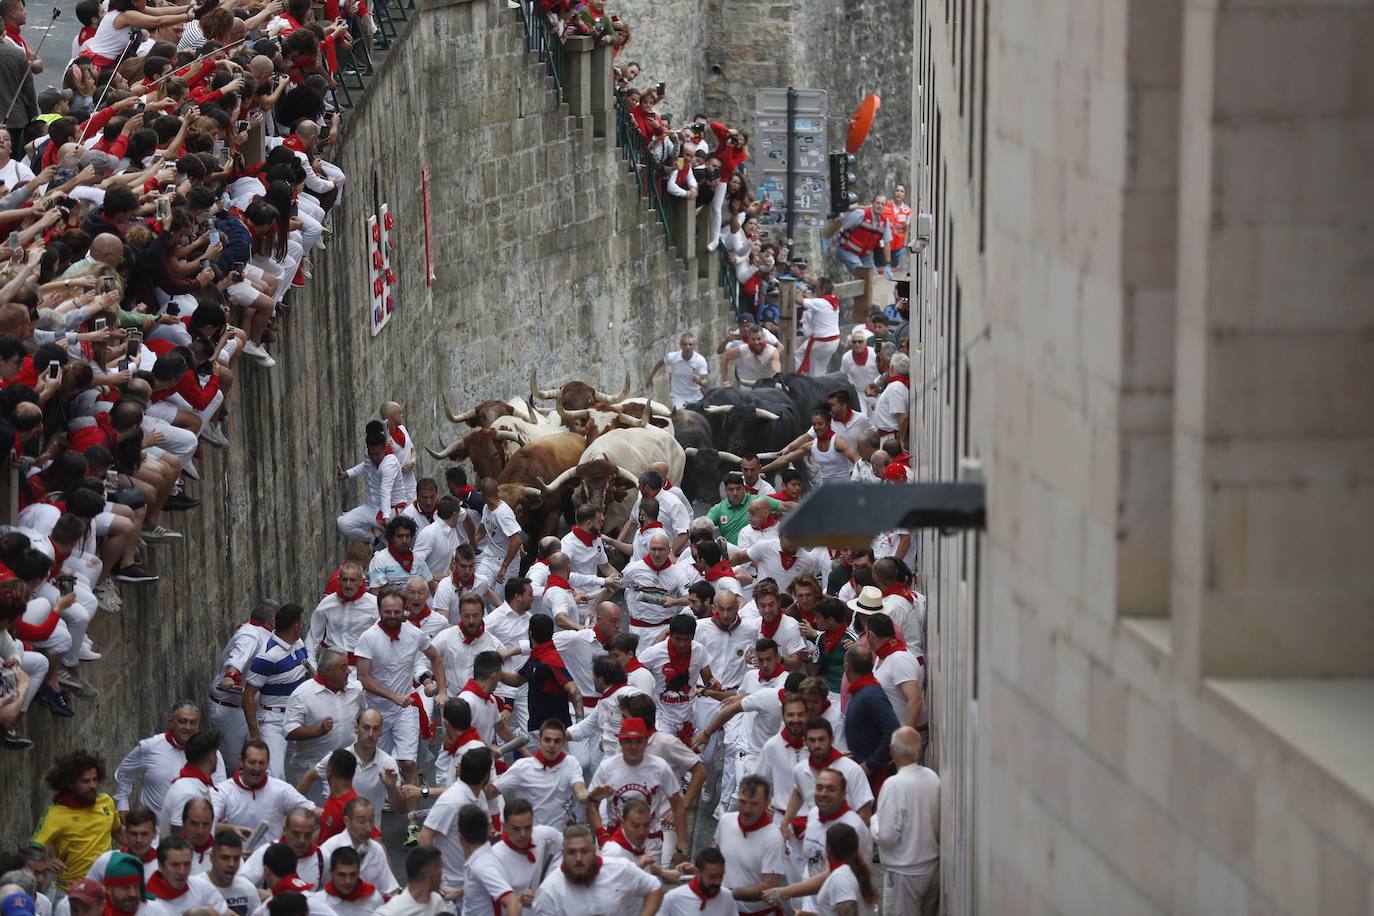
xmin=246 ymin=636 xmax=310 ymax=699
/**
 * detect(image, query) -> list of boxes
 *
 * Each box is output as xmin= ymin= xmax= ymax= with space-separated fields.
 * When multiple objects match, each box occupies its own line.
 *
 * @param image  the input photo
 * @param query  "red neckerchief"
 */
xmin=820 ymin=627 xmax=848 ymax=655
xmin=165 ymin=730 xmax=186 ymax=750
xmin=4 ymin=24 xmax=28 ymax=53
xmin=461 ymin=621 xmax=486 ymax=644
xmin=779 ymin=550 xmax=797 ymax=570
xmin=121 ymin=843 xmax=157 ymax=863
xmin=623 ymin=657 xmax=645 ymax=673
xmin=190 ymin=835 xmax=213 ymax=857
xmin=271 ymin=874 xmax=315 ymax=895
xmin=751 ymin=517 xmax=778 ymax=531
xmin=460 ymin=678 xmax=492 ymax=702
xmin=821 ymin=293 xmax=840 ymax=311
xmin=601 ymin=682 xmax=628 ymax=702
xmin=808 ymin=747 xmax=845 ymax=771
xmin=529 ymin=640 xmax=566 ymax=669
xmin=53 ymin=792 xmax=90 ymax=809
xmin=444 ymin=727 xmax=481 ymax=756
xmin=835 ymin=407 xmax=855 ymax=425
xmin=146 ymin=872 xmax=187 ymax=900
xmin=703 ymin=560 xmax=735 ymax=583
xmin=562 ymin=855 xmax=602 ymax=880
xmin=569 ymin=526 xmax=596 ymax=547
xmin=881 ymin=582 xmax=915 ymax=601
xmin=664 ymin=641 xmax=692 ymax=689
xmin=747 ymin=340 xmax=766 ymax=356
xmin=378 ymin=619 xmax=403 ymax=641
xmin=535 ymin=750 xmax=566 ymax=768
xmin=759 ymin=613 xmax=781 ymax=640
xmin=593 ymin=620 xmax=617 ymax=647
xmin=454 ymin=573 xmax=476 ymax=592
xmin=687 ymin=878 xmax=714 ymax=909
xmin=887 ymin=374 xmax=910 ymax=387
xmin=501 ymin=833 xmax=535 ymax=862
xmin=232 ymin=769 xmax=267 ymax=793
xmin=711 ymin=611 xmax=738 ymax=633
xmin=814 ymin=426 xmax=836 ymax=446
xmin=875 ymin=638 xmax=908 ymax=660
xmin=388 ymin=424 xmax=406 ymax=449
xmin=640 ymin=521 xmax=663 ymax=531
xmin=847 ymin=673 xmax=881 ymax=694
xmin=177 ymin=764 xmax=213 ymax=786
xmin=325 ymin=878 xmax=376 ymax=902
xmin=49 ymin=537 xmax=71 ymax=578
xmin=283 ymin=134 xmax=308 ymax=154
xmin=819 ymin=802 xmax=852 ymax=824
xmin=408 ymin=606 xmax=432 ymax=628
xmin=605 ymin=827 xmax=643 ymax=857
xmin=387 ymin=545 xmax=414 ymax=572
xmin=314 ymin=674 xmax=344 ymax=694
xmin=851 ymin=345 xmax=869 ymax=366
xmin=780 ymin=726 xmax=804 ymax=749
xmin=545 ymin=574 xmax=573 ymax=591
xmin=643 ymin=554 xmax=673 ymax=572
xmin=339 ymin=582 xmax=367 ymax=603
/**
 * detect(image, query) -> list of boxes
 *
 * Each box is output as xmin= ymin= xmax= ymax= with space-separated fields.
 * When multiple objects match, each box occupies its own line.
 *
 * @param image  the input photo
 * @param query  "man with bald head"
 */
xmin=618 ymin=531 xmax=694 ymax=643
xmin=240 ymin=808 xmax=325 ymax=889
xmin=275 ymin=119 xmax=345 ymax=205
xmin=872 ymin=725 xmax=939 ymax=915
xmin=380 ymin=401 xmax=416 ymax=502
xmin=297 ymin=707 xmax=402 ymax=812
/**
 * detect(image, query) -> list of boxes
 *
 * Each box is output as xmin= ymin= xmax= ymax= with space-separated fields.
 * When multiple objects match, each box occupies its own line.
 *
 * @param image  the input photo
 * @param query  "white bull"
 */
xmin=539 ymin=426 xmax=687 ymax=533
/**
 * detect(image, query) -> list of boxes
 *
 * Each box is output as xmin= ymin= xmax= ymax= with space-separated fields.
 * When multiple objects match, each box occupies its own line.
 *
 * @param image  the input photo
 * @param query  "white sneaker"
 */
xmin=243 ymin=342 xmax=276 ymax=367
xmin=79 ymin=644 xmax=102 ymax=661
xmin=95 ymin=581 xmax=122 ymax=613
xmin=182 ymin=462 xmax=200 ymax=481
xmin=201 ymin=422 xmax=230 ymax=450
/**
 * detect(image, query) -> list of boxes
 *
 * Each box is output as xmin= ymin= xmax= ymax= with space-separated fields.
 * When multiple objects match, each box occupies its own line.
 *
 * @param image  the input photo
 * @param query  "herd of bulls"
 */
xmin=425 ymin=369 xmax=861 ymax=537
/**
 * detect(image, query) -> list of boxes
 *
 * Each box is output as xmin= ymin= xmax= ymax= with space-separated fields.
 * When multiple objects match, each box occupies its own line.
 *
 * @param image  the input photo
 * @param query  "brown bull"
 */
xmin=425 ymin=427 xmax=523 ymax=480
xmin=530 ymin=368 xmax=630 ymax=411
xmin=445 ymin=394 xmax=538 ymax=427
xmin=495 ymin=432 xmax=589 ymax=538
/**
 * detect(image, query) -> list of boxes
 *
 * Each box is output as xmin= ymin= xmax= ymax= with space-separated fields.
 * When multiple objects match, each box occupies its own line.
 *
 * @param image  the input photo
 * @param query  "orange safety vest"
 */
xmin=840 ymin=207 xmax=888 ymax=257
xmin=882 ymin=201 xmax=912 ymax=247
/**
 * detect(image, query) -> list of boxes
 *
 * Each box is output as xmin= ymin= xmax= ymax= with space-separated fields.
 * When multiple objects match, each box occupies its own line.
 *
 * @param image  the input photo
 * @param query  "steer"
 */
xmin=444 ymin=394 xmax=542 ymax=428
xmin=537 ymin=426 xmax=687 ymax=532
xmin=426 ymin=414 xmax=560 ymax=480
xmin=530 ymin=368 xmax=630 ymax=411
xmin=493 ymin=432 xmax=589 ymax=540
xmin=691 ymin=386 xmax=803 ymax=458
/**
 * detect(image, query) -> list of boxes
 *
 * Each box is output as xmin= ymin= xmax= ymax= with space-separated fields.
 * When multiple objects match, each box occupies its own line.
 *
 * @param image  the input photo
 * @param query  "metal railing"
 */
xmin=518 ymin=0 xmax=567 ymax=97
xmin=717 ymin=244 xmax=740 ymax=314
xmin=613 ymin=99 xmax=674 ymax=250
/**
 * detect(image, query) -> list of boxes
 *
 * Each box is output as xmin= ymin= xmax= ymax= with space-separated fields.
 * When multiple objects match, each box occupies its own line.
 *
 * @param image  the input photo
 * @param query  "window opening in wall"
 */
xmin=962 ymin=359 xmax=972 ymax=458
xmin=958 ymin=0 xmax=967 ymax=116
xmin=951 ymin=282 xmax=961 ymax=470
xmin=967 ymin=0 xmax=977 ymax=181
xmin=977 ymin=0 xmax=988 ymax=252
xmin=971 ymin=532 xmax=981 ymax=700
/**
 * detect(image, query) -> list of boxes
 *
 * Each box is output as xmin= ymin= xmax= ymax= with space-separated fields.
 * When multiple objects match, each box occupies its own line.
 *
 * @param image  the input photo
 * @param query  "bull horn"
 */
xmin=616 ymin=466 xmax=641 ymax=486
xmin=652 ymin=403 xmax=673 ymax=417
xmin=556 ymin=392 xmax=591 ymax=425
xmin=538 ymin=466 xmax=580 ymax=495
xmin=598 ymin=370 xmax=633 ymax=404
xmin=530 ymin=367 xmax=558 ymax=402
xmin=519 ymin=486 xmax=542 ymax=498
xmin=444 ymin=394 xmax=477 ymax=425
xmin=754 ymin=408 xmax=781 ymax=421
xmin=425 ymin=441 xmax=464 ymax=460
xmin=524 ymin=399 xmax=539 ymax=424
xmin=684 ymin=447 xmax=699 ymax=457
xmin=703 ymin=405 xmax=732 ymax=416
xmin=496 ymin=430 xmax=523 ymax=443
xmin=756 ymin=451 xmax=780 ymax=461
xmin=718 ymin=451 xmax=743 ymax=464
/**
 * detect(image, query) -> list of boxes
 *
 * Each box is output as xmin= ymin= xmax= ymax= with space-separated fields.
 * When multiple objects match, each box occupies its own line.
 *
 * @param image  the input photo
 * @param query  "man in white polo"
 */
xmin=282 ymin=648 xmax=364 ymax=785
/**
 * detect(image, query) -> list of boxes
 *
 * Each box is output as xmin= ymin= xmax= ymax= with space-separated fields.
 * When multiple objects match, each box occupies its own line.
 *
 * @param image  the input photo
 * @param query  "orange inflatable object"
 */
xmin=846 ymin=94 xmax=881 ymax=154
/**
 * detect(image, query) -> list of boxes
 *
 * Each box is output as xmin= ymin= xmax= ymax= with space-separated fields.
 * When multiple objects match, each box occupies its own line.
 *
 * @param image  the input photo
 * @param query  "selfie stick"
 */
xmin=0 ymin=9 xmax=62 ymax=127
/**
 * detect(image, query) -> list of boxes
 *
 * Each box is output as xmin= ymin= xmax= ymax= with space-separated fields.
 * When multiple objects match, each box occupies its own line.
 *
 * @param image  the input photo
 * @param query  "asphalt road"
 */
xmin=21 ymin=0 xmax=83 ymax=94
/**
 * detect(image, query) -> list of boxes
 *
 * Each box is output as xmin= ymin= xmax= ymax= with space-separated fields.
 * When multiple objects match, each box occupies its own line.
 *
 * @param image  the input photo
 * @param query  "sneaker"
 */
xmin=163 ymin=494 xmax=201 ymax=512
xmin=141 ymin=524 xmax=183 ymax=542
xmin=35 ymin=684 xmax=75 ymax=717
xmin=201 ymin=422 xmax=230 ymax=450
xmin=404 ymin=824 xmax=421 ymax=847
xmin=113 ymin=564 xmax=159 ymax=583
xmin=182 ymin=462 xmax=200 ymax=481
xmin=59 ymin=667 xmax=98 ymax=699
xmin=243 ymin=340 xmax=271 ymax=360
xmin=78 ymin=644 xmax=102 ymax=661
xmin=0 ymin=728 xmax=32 ymax=750
xmin=95 ymin=581 xmax=122 ymax=613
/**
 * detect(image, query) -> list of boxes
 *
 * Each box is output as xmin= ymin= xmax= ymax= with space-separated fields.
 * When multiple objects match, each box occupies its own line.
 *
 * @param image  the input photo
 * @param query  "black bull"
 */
xmin=754 ymin=373 xmax=863 ymax=424
xmin=688 ymin=387 xmax=804 ymax=467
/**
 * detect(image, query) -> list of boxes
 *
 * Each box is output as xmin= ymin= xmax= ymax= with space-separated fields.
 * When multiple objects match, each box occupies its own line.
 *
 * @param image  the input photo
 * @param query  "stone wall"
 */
xmin=1 ymin=0 xmax=731 ymax=844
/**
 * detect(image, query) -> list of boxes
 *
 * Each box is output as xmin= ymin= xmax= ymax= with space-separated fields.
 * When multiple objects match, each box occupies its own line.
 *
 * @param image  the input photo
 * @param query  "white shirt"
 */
xmin=420 ymin=781 xmax=490 ymax=886
xmin=413 ymin=517 xmax=463 ymax=576
xmin=735 ymin=666 xmax=789 ymax=754
xmin=568 ymin=683 xmax=643 ymax=754
xmin=457 ymin=686 xmax=500 ymax=744
xmin=87 ymin=848 xmax=158 ymax=883
xmin=800 ymin=296 xmax=842 ymax=339
xmin=560 ymin=529 xmax=609 ymax=578
xmin=875 ymin=648 xmax=923 ymax=726
xmin=492 ymin=752 xmax=585 ymax=829
xmin=541 ymin=578 xmax=582 ymax=627
xmin=811 ymin=408 xmax=872 ymax=453
xmin=661 ymin=882 xmax=736 ymax=915
xmin=319 ymin=831 xmax=402 ymax=896
xmin=527 ymin=561 xmax=602 ymax=616
xmin=306 ymin=590 xmax=381 ymax=660
xmin=735 ymin=520 xmax=780 ymax=553
xmin=591 ymin=753 xmax=680 ymax=838
xmin=756 ymin=732 xmax=809 ymax=812
xmin=345 ymin=453 xmax=405 ymax=513
xmin=880 ymin=592 xmax=925 ymax=658
xmin=209 ymin=622 xmax=271 ymax=706
xmin=734 ymin=343 xmax=779 ymax=383
xmin=815 ymin=863 xmax=877 ymax=916
xmin=207 ymin=874 xmax=258 ymax=915
xmin=736 ymin=609 xmax=808 ymax=662
xmin=552 ymin=627 xmax=605 ymax=698
xmin=840 ymin=348 xmax=880 ymax=402
xmin=113 ymin=734 xmax=226 ymax=815
xmin=479 ymin=502 xmax=522 ymax=566
xmin=367 ymin=549 xmax=433 ymax=590
xmin=432 ymin=626 xmax=503 ymax=693
xmin=281 ymin=679 xmax=365 ymax=771
xmin=663 ymin=350 xmax=708 ymax=407
xmin=647 ymin=730 xmax=701 ymax=783
xmin=461 ymin=843 xmax=515 ymax=916
xmin=800 ymin=810 xmax=871 ymax=911
xmin=637 ymin=639 xmax=708 ymax=736
xmin=715 ymin=812 xmax=786 ymax=914
xmin=619 ymin=558 xmax=692 ymax=627
xmin=147 ymin=873 xmax=224 ymax=915
xmin=308 ymin=887 xmax=383 ymax=916
xmin=240 ymin=842 xmax=324 ymax=890
xmin=490 ymin=824 xmax=562 ymax=892
xmin=158 ymin=774 xmax=225 ymax=837
xmin=629 ymin=490 xmax=692 ymax=541
xmin=744 ymin=541 xmax=827 ymax=594
xmin=693 ymin=617 xmax=759 ymax=689
xmin=870 ymin=376 xmax=909 ymax=433
xmin=872 ymin=762 xmax=940 ymax=875
xmin=375 ymin=890 xmax=445 ymax=916
xmin=531 ymin=855 xmax=661 ymax=916
xmin=215 ymin=773 xmax=312 ymax=829
xmin=312 ymin=742 xmax=398 ymax=813
xmin=790 ymin=755 xmax=873 ymax=814
xmin=353 ymin=622 xmax=433 ymax=710
xmin=432 ymin=574 xmax=480 ymax=623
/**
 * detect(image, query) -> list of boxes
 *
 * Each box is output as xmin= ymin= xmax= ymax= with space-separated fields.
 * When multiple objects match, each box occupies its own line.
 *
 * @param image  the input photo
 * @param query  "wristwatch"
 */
xmin=421 ymin=785 xmax=430 ymax=798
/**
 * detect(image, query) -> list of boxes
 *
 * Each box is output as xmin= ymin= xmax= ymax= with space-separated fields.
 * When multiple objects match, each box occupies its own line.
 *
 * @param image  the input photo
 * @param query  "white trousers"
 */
xmin=337 ymin=504 xmax=382 ymax=542
xmin=208 ymin=698 xmax=249 ymax=772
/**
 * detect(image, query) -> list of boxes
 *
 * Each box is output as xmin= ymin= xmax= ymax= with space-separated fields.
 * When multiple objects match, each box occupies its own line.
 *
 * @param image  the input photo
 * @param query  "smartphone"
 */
xmin=167 ymin=302 xmax=181 ymax=317
xmin=6 ymin=231 xmax=18 ymax=251
xmin=101 ymin=276 xmax=115 ymax=293
xmin=95 ymin=317 xmax=107 ymax=331
xmin=105 ymin=468 xmax=119 ymax=493
xmin=236 ymin=119 xmax=249 ymax=133
xmin=119 ymin=358 xmax=130 ymax=372
xmin=232 ymin=260 xmax=246 ymax=274
xmin=156 ymin=196 xmax=171 ymax=220
xmin=656 ymin=81 xmax=666 ymax=96
xmin=57 ymin=575 xmax=75 ymax=596
xmin=47 ymin=359 xmax=59 ymax=380
xmin=209 ymin=230 xmax=221 ymax=246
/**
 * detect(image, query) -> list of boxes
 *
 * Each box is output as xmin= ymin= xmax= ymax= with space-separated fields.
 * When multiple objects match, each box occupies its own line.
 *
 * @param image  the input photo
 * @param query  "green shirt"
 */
xmin=706 ymin=494 xmax=781 ymax=544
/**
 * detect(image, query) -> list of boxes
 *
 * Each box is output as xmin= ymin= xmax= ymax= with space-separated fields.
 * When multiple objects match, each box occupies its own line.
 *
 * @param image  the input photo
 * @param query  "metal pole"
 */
xmin=785 ymin=86 xmax=797 ymax=247
xmin=780 ymin=275 xmax=798 ymax=372
xmin=0 ymin=9 xmax=59 ymax=127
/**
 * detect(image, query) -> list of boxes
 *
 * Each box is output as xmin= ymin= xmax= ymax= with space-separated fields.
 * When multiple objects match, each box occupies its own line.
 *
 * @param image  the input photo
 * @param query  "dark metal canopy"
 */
xmin=778 ymin=482 xmax=987 ymax=548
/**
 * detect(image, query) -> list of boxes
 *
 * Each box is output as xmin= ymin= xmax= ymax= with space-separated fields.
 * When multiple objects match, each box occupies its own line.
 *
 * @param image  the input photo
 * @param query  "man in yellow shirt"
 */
xmin=30 ymin=750 xmax=123 ymax=892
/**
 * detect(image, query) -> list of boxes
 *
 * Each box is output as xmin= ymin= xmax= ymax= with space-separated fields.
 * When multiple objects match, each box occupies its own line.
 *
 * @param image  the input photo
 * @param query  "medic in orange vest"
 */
xmin=880 ymin=185 xmax=913 ymax=277
xmin=834 ymin=194 xmax=892 ymax=274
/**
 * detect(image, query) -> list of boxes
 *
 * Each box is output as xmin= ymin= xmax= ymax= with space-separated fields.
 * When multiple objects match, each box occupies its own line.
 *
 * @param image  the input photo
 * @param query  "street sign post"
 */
xmin=755 ymin=87 xmax=828 ymax=239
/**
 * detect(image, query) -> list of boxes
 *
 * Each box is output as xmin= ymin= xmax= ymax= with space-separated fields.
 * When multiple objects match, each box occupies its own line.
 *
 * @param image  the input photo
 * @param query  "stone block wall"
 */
xmin=0 ymin=0 xmax=730 ymax=843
